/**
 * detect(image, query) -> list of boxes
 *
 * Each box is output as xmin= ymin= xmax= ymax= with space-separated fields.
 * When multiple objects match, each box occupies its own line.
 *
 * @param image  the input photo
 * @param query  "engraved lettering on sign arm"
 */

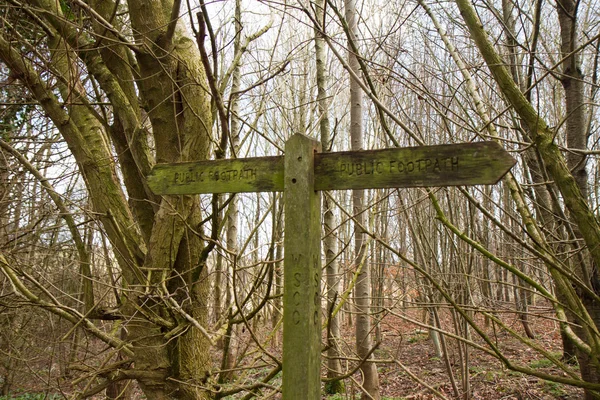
xmin=173 ymin=171 xmax=205 ymax=184
xmin=338 ymin=157 xmax=459 ymax=176
xmin=391 ymin=157 xmax=459 ymax=174
xmin=173 ymin=168 xmax=258 ymax=184
xmin=211 ymin=168 xmax=257 ymax=181
xmin=339 ymin=160 xmax=384 ymax=176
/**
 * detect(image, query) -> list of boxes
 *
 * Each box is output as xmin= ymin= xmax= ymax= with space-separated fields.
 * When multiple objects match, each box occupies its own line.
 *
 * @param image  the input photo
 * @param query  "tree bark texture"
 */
xmin=345 ymin=0 xmax=380 ymax=398
xmin=455 ymin=0 xmax=600 ymax=395
xmin=0 ymin=0 xmax=213 ymax=398
xmin=315 ymin=0 xmax=344 ymax=392
xmin=556 ymin=0 xmax=600 ymax=396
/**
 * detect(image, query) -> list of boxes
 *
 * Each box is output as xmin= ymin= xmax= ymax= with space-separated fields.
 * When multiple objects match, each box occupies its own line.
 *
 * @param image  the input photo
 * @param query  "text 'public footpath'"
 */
xmin=337 ymin=156 xmax=459 ymax=177
xmin=173 ymin=168 xmax=258 ymax=184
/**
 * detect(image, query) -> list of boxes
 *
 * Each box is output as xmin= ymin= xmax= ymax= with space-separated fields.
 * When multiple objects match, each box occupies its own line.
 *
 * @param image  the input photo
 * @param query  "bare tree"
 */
xmin=314 ymin=0 xmax=344 ymax=394
xmin=345 ymin=0 xmax=380 ymax=398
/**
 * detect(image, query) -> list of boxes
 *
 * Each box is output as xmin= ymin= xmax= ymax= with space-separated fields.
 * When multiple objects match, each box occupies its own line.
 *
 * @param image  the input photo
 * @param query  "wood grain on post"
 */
xmin=282 ymin=134 xmax=322 ymax=399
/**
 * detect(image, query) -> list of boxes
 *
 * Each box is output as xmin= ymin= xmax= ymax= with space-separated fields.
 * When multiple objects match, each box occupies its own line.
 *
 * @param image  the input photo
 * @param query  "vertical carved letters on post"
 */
xmin=282 ymin=134 xmax=322 ymax=400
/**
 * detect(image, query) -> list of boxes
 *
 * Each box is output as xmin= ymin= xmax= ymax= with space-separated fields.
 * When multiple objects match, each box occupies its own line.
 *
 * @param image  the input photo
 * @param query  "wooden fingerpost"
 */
xmin=147 ymin=135 xmax=516 ymax=399
xmin=282 ymin=134 xmax=322 ymax=399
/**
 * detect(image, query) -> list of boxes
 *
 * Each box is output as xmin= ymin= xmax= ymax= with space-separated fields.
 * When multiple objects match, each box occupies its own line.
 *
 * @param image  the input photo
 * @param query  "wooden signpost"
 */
xmin=148 ymin=134 xmax=515 ymax=399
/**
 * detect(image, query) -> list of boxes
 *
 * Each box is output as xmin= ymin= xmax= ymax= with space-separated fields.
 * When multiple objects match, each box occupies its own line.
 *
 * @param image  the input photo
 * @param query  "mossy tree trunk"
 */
xmin=556 ymin=0 xmax=600 ymax=396
xmin=0 ymin=0 xmax=213 ymax=398
xmin=455 ymin=0 xmax=600 ymax=395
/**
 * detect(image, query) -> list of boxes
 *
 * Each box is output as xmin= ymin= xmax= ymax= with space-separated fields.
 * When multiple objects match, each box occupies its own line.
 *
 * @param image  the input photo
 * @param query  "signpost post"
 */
xmin=148 ymin=134 xmax=515 ymax=399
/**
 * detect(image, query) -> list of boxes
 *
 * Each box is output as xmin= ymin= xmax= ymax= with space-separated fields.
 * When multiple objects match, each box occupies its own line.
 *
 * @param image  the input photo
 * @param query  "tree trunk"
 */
xmin=314 ymin=0 xmax=344 ymax=393
xmin=218 ymin=0 xmax=243 ymax=383
xmin=455 ymin=0 xmax=600 ymax=396
xmin=345 ymin=0 xmax=380 ymax=398
xmin=0 ymin=0 xmax=214 ymax=397
xmin=556 ymin=0 xmax=600 ymax=396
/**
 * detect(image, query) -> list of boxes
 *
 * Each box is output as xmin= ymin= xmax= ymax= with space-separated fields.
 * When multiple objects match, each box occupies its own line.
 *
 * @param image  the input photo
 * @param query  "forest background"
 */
xmin=1 ymin=0 xmax=600 ymax=399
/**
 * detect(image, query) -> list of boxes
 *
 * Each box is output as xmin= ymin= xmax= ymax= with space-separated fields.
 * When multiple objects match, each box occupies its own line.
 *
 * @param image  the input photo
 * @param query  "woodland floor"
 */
xmin=3 ymin=305 xmax=585 ymax=399
xmin=219 ymin=304 xmax=584 ymax=399
xmin=323 ymin=308 xmax=583 ymax=400
xmin=361 ymin=307 xmax=583 ymax=400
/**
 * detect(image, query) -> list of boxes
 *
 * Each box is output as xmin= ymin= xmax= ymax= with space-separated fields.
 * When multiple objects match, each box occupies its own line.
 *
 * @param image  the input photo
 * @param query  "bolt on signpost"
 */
xmin=148 ymin=133 xmax=516 ymax=399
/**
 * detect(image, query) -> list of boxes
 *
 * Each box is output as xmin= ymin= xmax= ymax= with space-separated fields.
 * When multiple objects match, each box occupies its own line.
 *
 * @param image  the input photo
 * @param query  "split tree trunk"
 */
xmin=0 ymin=0 xmax=215 ymax=397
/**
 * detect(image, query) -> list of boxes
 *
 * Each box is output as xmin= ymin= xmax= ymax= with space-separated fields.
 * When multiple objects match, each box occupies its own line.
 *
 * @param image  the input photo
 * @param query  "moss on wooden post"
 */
xmin=282 ymin=134 xmax=322 ymax=399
